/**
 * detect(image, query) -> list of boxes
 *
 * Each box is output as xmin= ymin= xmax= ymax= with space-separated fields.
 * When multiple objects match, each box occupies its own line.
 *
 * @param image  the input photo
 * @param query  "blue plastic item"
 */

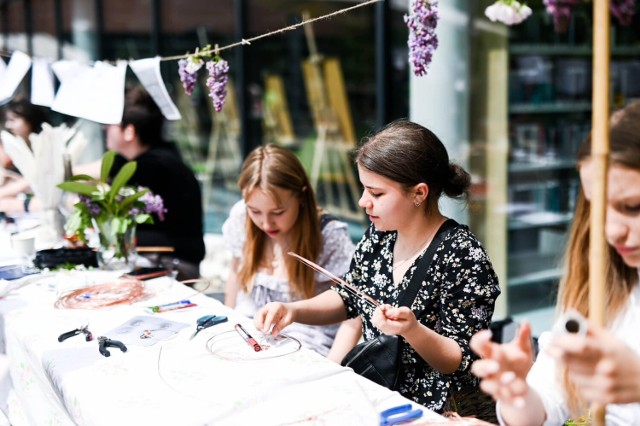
xmin=379 ymin=404 xmax=423 ymax=426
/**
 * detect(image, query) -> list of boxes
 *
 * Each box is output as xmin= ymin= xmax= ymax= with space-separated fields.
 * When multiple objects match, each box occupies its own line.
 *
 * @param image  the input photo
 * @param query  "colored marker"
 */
xmin=147 ymin=300 xmax=197 ymax=313
xmin=234 ymin=323 xmax=262 ymax=352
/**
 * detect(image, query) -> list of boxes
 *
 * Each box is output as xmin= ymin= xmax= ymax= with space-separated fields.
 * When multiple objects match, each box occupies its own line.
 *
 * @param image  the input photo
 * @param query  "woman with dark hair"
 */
xmin=1 ymin=98 xmax=50 ymax=168
xmin=4 ymin=98 xmax=50 ymax=136
xmin=0 ymin=99 xmax=51 ymax=208
xmin=255 ymin=119 xmax=501 ymax=412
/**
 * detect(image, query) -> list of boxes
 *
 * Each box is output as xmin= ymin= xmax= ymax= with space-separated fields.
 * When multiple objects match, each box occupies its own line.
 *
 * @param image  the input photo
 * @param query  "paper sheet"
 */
xmin=104 ymin=315 xmax=189 ymax=347
xmin=0 ymin=51 xmax=32 ymax=105
xmin=30 ymin=58 xmax=56 ymax=107
xmin=1 ymin=131 xmax=35 ymax=183
xmin=129 ymin=57 xmax=182 ymax=121
xmin=52 ymin=61 xmax=127 ymax=124
xmin=51 ymin=59 xmax=86 ymax=83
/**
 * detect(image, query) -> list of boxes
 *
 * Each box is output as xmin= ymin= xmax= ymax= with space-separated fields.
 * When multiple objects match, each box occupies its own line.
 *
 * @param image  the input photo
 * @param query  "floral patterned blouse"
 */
xmin=334 ymin=220 xmax=500 ymax=412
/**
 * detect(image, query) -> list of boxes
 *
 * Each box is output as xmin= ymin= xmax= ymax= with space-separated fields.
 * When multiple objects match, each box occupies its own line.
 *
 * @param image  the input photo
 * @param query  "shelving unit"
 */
xmin=504 ymin=4 xmax=640 ymax=316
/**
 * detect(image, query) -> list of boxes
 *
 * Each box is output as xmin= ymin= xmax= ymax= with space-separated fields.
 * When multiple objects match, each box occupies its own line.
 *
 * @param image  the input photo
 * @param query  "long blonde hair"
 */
xmin=559 ymin=102 xmax=640 ymax=415
xmin=236 ymin=144 xmax=321 ymax=299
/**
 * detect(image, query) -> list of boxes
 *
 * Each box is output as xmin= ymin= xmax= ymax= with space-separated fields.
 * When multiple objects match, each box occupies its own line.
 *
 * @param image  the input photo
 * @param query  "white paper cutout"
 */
xmin=52 ymin=61 xmax=127 ymax=124
xmin=30 ymin=58 xmax=56 ymax=107
xmin=0 ymin=51 xmax=32 ymax=105
xmin=0 ymin=57 xmax=6 ymax=79
xmin=129 ymin=57 xmax=182 ymax=121
xmin=51 ymin=59 xmax=86 ymax=83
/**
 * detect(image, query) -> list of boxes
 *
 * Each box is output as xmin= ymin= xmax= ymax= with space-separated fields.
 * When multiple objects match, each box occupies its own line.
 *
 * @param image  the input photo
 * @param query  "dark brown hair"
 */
xmin=121 ymin=86 xmax=163 ymax=147
xmin=5 ymin=98 xmax=50 ymax=134
xmin=356 ymin=119 xmax=471 ymax=212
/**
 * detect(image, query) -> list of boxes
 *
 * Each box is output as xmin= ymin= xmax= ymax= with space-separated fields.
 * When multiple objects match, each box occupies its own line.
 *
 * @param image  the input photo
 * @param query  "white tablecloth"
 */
xmin=0 ymin=269 xmax=445 ymax=426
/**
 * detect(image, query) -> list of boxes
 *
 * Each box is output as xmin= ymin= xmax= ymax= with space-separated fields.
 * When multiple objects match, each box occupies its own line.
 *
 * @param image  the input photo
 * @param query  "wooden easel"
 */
xmin=174 ymin=83 xmax=204 ymax=168
xmin=173 ymin=78 xmax=242 ymax=208
xmin=301 ymin=12 xmax=362 ymax=221
xmin=263 ymin=74 xmax=296 ymax=147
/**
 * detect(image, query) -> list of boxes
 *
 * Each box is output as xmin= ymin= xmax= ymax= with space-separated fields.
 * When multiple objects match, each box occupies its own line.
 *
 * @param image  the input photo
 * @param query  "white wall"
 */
xmin=409 ymin=1 xmax=470 ymax=224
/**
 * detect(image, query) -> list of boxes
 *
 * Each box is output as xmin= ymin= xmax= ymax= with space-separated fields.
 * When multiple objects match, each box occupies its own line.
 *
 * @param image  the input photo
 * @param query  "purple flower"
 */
xmin=141 ymin=193 xmax=166 ymax=222
xmin=79 ymin=195 xmax=102 ymax=216
xmin=543 ymin=0 xmax=579 ymax=32
xmin=404 ymin=0 xmax=439 ymax=77
xmin=611 ymin=0 xmax=635 ymax=26
xmin=178 ymin=58 xmax=199 ymax=96
xmin=205 ymin=58 xmax=230 ymax=112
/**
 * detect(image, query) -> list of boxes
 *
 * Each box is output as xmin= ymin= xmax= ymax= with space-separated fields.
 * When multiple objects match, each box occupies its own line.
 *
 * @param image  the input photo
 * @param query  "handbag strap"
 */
xmin=397 ymin=218 xmax=458 ymax=308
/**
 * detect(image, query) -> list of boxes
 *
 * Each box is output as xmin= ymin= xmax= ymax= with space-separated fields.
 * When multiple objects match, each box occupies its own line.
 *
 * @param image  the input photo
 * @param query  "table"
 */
xmin=0 ymin=268 xmax=445 ymax=425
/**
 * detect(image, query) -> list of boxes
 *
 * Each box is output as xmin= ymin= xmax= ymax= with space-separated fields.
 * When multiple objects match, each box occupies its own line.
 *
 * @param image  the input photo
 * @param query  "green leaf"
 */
xmin=58 ymin=182 xmax=98 ymax=196
xmin=100 ymin=151 xmax=116 ymax=183
xmin=64 ymin=209 xmax=83 ymax=233
xmin=121 ymin=189 xmax=149 ymax=209
xmin=135 ymin=213 xmax=152 ymax=224
xmin=111 ymin=216 xmax=131 ymax=234
xmin=70 ymin=174 xmax=98 ymax=183
xmin=110 ymin=162 xmax=137 ymax=200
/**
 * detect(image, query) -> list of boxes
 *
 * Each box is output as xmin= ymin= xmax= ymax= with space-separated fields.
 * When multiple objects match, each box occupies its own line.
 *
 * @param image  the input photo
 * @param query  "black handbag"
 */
xmin=341 ymin=219 xmax=457 ymax=390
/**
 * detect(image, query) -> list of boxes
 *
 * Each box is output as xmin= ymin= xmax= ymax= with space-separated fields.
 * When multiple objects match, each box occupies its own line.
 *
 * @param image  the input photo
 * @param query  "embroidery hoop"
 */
xmin=206 ymin=330 xmax=301 ymax=361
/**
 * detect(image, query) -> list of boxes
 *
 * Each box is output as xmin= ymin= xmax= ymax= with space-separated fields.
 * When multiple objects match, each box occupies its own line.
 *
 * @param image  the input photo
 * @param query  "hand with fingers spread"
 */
xmin=470 ymin=322 xmax=546 ymax=425
xmin=254 ymin=302 xmax=294 ymax=336
xmin=549 ymin=325 xmax=640 ymax=405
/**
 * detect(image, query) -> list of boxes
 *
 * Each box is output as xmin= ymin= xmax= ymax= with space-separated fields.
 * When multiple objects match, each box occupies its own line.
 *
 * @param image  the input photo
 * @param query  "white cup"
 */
xmin=11 ymin=234 xmax=36 ymax=259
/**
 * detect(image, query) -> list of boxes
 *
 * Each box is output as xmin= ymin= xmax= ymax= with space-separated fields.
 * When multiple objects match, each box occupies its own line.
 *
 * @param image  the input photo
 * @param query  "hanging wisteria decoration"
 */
xmin=178 ymin=56 xmax=203 ymax=96
xmin=543 ymin=0 xmax=579 ymax=32
xmin=485 ymin=0 xmax=533 ymax=25
xmin=176 ymin=45 xmax=230 ymax=112
xmin=543 ymin=0 xmax=635 ymax=32
xmin=404 ymin=0 xmax=439 ymax=77
xmin=610 ymin=0 xmax=635 ymax=26
xmin=206 ymin=57 xmax=230 ymax=113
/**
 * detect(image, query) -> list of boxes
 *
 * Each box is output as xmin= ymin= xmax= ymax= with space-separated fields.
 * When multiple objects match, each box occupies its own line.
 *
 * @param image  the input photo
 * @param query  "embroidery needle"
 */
xmin=287 ymin=252 xmax=380 ymax=307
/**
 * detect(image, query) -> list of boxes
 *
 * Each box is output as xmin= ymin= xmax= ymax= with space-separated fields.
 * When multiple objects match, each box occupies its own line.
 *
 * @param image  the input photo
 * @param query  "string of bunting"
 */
xmin=0 ymin=0 xmax=442 ymax=122
xmin=1 ymin=1 xmax=633 ymax=119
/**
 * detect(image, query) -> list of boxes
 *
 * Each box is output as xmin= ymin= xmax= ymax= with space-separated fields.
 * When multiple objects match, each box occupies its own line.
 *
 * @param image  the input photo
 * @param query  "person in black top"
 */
xmin=106 ymin=87 xmax=205 ymax=279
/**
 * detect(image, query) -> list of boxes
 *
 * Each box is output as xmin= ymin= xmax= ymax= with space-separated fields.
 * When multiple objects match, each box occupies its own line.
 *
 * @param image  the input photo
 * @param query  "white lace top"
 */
xmin=221 ymin=200 xmax=355 ymax=356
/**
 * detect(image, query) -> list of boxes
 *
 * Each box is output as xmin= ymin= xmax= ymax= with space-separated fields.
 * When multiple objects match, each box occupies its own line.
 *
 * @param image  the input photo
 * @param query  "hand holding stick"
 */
xmin=287 ymin=252 xmax=380 ymax=308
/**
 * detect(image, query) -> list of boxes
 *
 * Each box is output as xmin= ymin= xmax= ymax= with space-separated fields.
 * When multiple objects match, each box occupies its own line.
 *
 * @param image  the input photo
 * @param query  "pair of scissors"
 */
xmin=190 ymin=315 xmax=228 ymax=340
xmin=379 ymin=404 xmax=423 ymax=426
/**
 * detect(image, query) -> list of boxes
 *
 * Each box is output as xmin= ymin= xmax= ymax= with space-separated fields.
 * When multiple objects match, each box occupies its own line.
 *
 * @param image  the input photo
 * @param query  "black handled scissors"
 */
xmin=190 ymin=315 xmax=228 ymax=340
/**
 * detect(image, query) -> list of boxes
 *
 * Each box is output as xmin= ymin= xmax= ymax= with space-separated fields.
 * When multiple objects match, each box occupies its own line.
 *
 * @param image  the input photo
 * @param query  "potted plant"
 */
xmin=57 ymin=151 xmax=165 ymax=270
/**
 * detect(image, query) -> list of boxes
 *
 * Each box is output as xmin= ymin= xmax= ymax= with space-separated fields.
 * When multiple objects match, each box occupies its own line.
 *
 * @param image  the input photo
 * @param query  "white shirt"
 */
xmin=499 ymin=281 xmax=640 ymax=425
